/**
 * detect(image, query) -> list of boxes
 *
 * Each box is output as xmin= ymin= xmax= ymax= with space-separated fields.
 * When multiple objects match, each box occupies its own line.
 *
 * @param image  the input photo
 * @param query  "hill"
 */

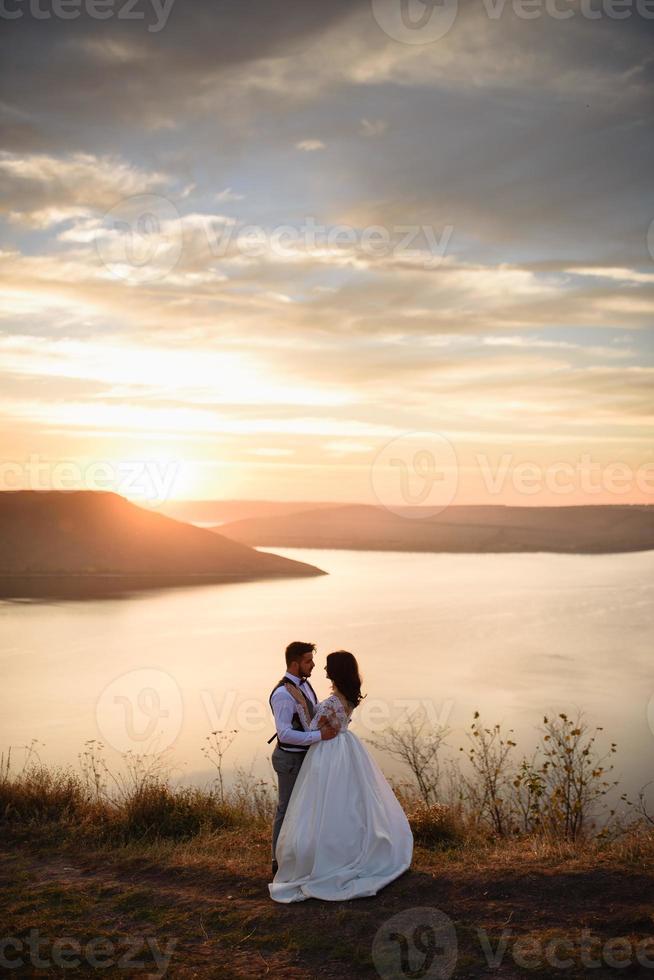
xmin=158 ymin=499 xmax=337 ymax=526
xmin=0 ymin=491 xmax=325 ymax=597
xmin=218 ymin=503 xmax=654 ymax=554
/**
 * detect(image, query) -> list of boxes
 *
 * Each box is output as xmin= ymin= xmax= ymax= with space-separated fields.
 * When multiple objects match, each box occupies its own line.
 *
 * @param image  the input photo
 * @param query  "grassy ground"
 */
xmin=2 ymin=742 xmax=654 ymax=979
xmin=3 ymin=821 xmax=654 ymax=979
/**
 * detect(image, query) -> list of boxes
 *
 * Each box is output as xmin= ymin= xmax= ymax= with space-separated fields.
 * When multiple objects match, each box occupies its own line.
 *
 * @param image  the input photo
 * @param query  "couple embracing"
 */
xmin=268 ymin=641 xmax=413 ymax=903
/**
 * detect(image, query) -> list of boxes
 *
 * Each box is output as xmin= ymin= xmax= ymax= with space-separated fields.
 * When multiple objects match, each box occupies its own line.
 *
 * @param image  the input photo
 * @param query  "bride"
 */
xmin=269 ymin=650 xmax=413 ymax=903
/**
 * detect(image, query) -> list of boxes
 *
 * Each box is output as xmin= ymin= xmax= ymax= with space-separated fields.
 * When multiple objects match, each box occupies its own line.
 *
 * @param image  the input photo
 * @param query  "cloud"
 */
xmin=360 ymin=118 xmax=388 ymax=137
xmin=0 ymin=1 xmax=651 ymax=499
xmin=0 ymin=151 xmax=169 ymax=226
xmin=295 ymin=139 xmax=326 ymax=152
xmin=8 ymin=205 xmax=92 ymax=230
xmin=566 ymin=267 xmax=654 ymax=285
xmin=0 ymin=2 xmax=370 ymax=146
xmin=214 ymin=187 xmax=245 ymax=202
xmin=248 ymin=448 xmax=295 ymax=456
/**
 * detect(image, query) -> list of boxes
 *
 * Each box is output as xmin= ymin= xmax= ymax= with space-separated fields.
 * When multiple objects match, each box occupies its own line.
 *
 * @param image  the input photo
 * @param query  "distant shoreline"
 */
xmin=0 ymin=570 xmax=329 ymax=599
xmin=219 ymin=502 xmax=654 ymax=557
xmin=257 ymin=542 xmax=654 ymax=556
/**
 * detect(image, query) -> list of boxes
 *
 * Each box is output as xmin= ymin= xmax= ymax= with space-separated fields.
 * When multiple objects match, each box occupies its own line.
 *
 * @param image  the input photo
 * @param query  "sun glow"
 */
xmin=0 ymin=336 xmax=349 ymax=410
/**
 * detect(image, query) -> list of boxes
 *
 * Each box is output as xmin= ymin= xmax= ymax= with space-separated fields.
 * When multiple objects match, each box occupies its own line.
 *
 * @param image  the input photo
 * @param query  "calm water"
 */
xmin=1 ymin=549 xmax=653 ymax=803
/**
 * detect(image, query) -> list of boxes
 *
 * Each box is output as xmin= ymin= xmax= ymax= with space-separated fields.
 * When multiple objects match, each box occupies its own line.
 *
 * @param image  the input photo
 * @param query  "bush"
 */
xmin=119 ymin=780 xmax=237 ymax=841
xmin=0 ymin=763 xmax=90 ymax=825
xmin=0 ymin=743 xmax=241 ymax=844
xmin=407 ymin=800 xmax=464 ymax=849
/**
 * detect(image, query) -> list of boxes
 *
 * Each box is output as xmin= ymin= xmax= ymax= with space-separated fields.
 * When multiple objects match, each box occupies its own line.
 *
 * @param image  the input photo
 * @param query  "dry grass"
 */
xmin=3 ymin=741 xmax=654 ymax=978
xmin=2 ymin=745 xmax=652 ymax=864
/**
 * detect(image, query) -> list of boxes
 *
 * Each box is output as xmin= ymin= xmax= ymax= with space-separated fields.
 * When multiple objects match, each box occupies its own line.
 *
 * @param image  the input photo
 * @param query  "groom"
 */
xmin=269 ymin=640 xmax=336 ymax=874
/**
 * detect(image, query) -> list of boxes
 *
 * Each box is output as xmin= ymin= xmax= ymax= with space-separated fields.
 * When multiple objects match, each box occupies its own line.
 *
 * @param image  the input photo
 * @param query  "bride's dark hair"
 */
xmin=326 ymin=650 xmax=365 ymax=709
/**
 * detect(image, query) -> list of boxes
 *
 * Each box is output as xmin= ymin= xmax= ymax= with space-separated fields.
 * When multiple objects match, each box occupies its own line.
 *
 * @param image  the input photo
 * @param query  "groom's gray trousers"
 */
xmin=271 ymin=743 xmax=305 ymax=859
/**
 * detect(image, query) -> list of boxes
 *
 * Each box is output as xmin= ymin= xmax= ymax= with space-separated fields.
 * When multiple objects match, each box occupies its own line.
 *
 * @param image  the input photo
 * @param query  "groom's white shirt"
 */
xmin=271 ymin=671 xmax=321 ymax=750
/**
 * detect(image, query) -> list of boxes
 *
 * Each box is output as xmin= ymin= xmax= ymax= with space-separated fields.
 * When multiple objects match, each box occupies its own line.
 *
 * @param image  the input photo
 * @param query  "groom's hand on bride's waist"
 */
xmin=319 ymin=719 xmax=337 ymax=740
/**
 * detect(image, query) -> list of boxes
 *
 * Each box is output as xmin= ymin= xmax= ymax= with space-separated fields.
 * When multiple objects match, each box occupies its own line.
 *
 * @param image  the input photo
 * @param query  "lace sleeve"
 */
xmin=279 ymin=681 xmax=313 ymax=731
xmin=310 ymin=694 xmax=351 ymax=733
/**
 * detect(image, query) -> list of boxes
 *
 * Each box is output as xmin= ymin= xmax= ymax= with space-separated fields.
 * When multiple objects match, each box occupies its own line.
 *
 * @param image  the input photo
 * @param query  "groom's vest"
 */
xmin=268 ymin=677 xmax=317 ymax=753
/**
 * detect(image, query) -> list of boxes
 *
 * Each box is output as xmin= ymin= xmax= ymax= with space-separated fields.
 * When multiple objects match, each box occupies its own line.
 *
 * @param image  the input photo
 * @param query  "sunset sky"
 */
xmin=1 ymin=0 xmax=652 ymax=507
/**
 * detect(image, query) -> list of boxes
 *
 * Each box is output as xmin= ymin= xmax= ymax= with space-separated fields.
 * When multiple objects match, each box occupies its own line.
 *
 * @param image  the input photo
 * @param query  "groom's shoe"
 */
xmin=271 ymin=859 xmax=278 ymax=876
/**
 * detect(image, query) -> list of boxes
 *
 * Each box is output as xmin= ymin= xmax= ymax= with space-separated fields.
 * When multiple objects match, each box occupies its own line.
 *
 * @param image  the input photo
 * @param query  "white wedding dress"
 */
xmin=269 ymin=693 xmax=413 ymax=903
